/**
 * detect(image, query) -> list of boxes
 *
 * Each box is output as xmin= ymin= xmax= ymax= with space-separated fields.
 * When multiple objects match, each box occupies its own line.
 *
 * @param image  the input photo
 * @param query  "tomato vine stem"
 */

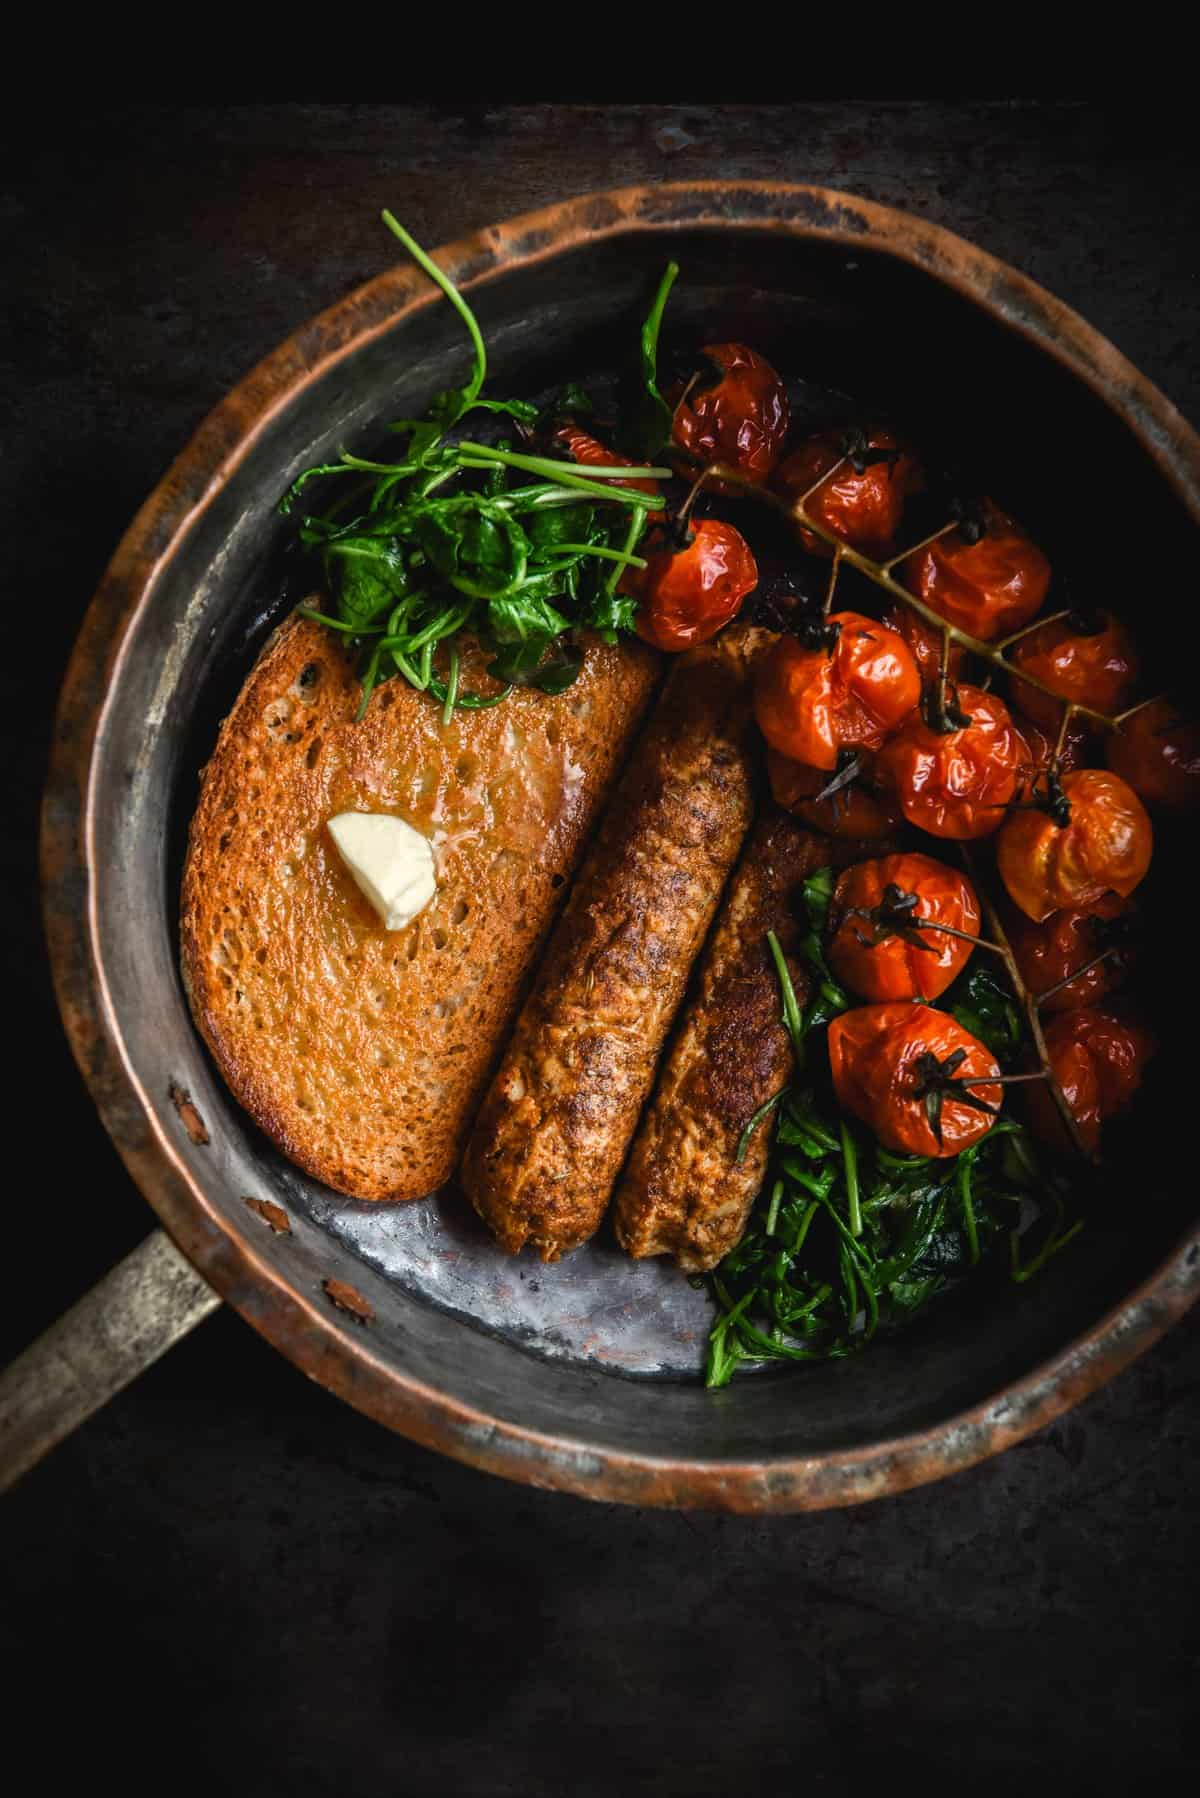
xmin=959 ymin=844 xmax=1095 ymax=1162
xmin=671 ymin=445 xmax=1151 ymax=1166
xmin=671 ymin=449 xmax=1142 ymax=732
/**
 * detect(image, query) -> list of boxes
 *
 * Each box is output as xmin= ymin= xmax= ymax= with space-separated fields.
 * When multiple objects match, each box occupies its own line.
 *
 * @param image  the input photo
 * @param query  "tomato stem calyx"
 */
xmin=949 ymin=494 xmax=989 ymax=544
xmin=1027 ymin=767 xmax=1073 ymax=828
xmin=841 ymin=426 xmax=902 ymax=476
xmin=795 ymin=615 xmax=841 ymax=654
xmin=910 ymin=1047 xmax=1001 ymax=1146
xmin=923 ymin=680 xmax=974 ymax=735
xmin=812 ymin=750 xmax=865 ymax=805
xmin=843 ymin=884 xmax=941 ymax=959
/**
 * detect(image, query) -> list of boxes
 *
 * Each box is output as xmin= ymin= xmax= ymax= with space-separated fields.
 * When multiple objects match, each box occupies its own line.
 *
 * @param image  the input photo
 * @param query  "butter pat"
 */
xmin=327 ymin=812 xmax=436 ymax=931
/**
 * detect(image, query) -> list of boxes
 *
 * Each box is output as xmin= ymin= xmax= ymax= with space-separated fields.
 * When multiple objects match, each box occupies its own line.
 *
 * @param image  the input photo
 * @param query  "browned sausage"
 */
xmin=460 ymin=633 xmax=758 ymax=1260
xmin=614 ymin=811 xmax=830 ymax=1271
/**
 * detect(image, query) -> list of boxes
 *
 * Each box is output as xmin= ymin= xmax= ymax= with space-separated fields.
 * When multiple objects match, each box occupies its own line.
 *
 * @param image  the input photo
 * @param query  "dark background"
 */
xmin=3 ymin=102 xmax=1198 ymax=1794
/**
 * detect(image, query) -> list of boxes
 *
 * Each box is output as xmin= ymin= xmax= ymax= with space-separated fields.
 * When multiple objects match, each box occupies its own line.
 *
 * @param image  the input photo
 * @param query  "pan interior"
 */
xmin=95 ymin=223 xmax=1196 ymax=1458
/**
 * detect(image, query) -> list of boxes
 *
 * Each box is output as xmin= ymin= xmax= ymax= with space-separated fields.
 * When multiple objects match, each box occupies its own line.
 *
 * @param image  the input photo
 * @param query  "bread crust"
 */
xmin=180 ymin=612 xmax=658 ymax=1200
xmin=460 ymin=633 xmax=758 ymax=1260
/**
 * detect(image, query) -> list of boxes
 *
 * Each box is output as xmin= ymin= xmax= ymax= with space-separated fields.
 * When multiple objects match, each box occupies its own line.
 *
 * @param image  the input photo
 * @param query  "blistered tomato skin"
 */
xmin=996 ymin=768 xmax=1153 ymax=922
xmin=827 ymin=854 xmax=981 ymax=1002
xmin=1027 ymin=1008 xmax=1155 ymax=1156
xmin=774 ymin=428 xmax=923 ymax=560
xmin=1010 ymin=894 xmax=1133 ymax=1012
xmin=1010 ymin=609 xmax=1139 ymax=732
xmin=753 ymin=612 xmax=921 ymax=771
xmin=628 ymin=518 xmax=758 ymax=652
xmin=828 ymin=1004 xmax=1001 ymax=1158
xmin=882 ymin=604 xmax=966 ymax=688
xmin=901 ymin=502 xmax=1050 ymax=641
xmin=1012 ymin=716 xmax=1089 ymax=802
xmin=670 ymin=343 xmax=789 ymax=485
xmin=553 ymin=420 xmax=659 ymax=497
xmin=1106 ymin=697 xmax=1200 ymax=812
xmin=874 ymin=684 xmax=1026 ymax=839
xmin=766 ymin=749 xmax=902 ymax=841
xmin=1031 ymin=1031 xmax=1103 ymax=1157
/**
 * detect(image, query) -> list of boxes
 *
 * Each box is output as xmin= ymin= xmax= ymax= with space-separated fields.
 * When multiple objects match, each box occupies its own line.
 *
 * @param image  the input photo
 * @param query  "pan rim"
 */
xmin=41 ymin=180 xmax=1200 ymax=1511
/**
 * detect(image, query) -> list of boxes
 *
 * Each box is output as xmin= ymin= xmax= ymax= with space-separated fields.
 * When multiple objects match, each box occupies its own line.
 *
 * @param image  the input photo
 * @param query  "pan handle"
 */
xmin=0 ymin=1229 xmax=221 ymax=1492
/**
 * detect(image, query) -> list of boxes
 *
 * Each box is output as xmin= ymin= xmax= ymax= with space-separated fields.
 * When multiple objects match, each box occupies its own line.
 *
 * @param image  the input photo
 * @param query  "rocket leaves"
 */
xmin=285 ymin=215 xmax=679 ymax=718
xmin=704 ymin=871 xmax=1082 ymax=1386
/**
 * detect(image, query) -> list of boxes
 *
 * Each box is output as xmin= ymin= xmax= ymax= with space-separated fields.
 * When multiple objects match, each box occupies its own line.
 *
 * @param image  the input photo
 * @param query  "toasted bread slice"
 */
xmin=180 ymin=612 xmax=658 ymax=1200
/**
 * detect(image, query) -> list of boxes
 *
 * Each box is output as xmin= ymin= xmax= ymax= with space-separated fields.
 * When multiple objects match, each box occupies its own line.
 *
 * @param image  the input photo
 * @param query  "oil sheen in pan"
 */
xmin=290 ymin=1173 xmax=715 ymax=1378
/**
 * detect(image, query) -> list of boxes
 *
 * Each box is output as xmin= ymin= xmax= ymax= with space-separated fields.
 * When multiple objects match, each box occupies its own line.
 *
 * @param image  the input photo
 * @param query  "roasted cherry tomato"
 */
xmin=827 ymin=854 xmax=980 ymax=1002
xmin=901 ymin=501 xmax=1050 ymax=641
xmin=1010 ymin=893 xmax=1135 ymax=1013
xmin=774 ymin=427 xmax=923 ymax=560
xmin=882 ymin=603 xmax=966 ymax=688
xmin=996 ymin=768 xmax=1152 ymax=922
xmin=553 ymin=420 xmax=659 ymax=497
xmin=874 ymin=684 xmax=1025 ymax=839
xmin=1105 ymin=697 xmax=1200 ymax=812
xmin=1012 ymin=716 xmax=1088 ymax=802
xmin=766 ymin=748 xmax=902 ymax=841
xmin=1027 ymin=1008 xmax=1154 ymax=1157
xmin=670 ymin=343 xmax=788 ymax=485
xmin=1010 ymin=608 xmax=1139 ymax=732
xmin=828 ymin=1004 xmax=1001 ymax=1158
xmin=753 ymin=612 xmax=921 ymax=771
xmin=626 ymin=518 xmax=758 ymax=651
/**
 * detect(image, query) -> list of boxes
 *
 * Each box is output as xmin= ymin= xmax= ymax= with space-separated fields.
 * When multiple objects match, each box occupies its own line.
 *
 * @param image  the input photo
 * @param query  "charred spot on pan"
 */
xmin=245 ymin=1196 xmax=291 ymax=1234
xmin=168 ymin=1081 xmax=209 ymax=1145
xmin=322 ymin=1278 xmax=374 ymax=1324
xmin=578 ymin=195 xmax=623 ymax=234
xmin=513 ymin=225 xmax=554 ymax=258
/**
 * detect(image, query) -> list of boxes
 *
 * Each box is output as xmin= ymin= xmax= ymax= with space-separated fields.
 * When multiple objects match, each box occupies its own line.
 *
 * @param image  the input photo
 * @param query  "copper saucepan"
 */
xmin=10 ymin=183 xmax=1200 ymax=1508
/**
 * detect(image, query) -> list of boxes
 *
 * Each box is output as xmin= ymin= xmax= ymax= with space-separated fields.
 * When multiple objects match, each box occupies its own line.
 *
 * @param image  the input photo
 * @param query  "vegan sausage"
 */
xmin=614 ymin=810 xmax=823 ymax=1271
xmin=460 ymin=633 xmax=759 ymax=1259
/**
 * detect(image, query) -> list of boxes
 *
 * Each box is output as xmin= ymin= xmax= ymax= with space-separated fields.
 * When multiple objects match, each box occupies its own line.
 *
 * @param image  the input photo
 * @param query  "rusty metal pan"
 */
xmin=17 ymin=183 xmax=1200 ymax=1509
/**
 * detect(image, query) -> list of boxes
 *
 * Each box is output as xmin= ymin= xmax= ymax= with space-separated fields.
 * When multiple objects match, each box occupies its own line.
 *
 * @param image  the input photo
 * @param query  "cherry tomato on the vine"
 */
xmin=882 ymin=603 xmax=966 ymax=689
xmin=828 ymin=1004 xmax=1002 ymax=1158
xmin=996 ymin=768 xmax=1152 ymax=922
xmin=1027 ymin=1008 xmax=1155 ymax=1158
xmin=670 ymin=343 xmax=788 ymax=485
xmin=774 ymin=427 xmax=924 ymax=560
xmin=1105 ymin=697 xmax=1200 ymax=813
xmin=827 ymin=853 xmax=981 ymax=1003
xmin=626 ymin=517 xmax=758 ymax=652
xmin=766 ymin=748 xmax=902 ymax=841
xmin=1012 ymin=716 xmax=1089 ymax=803
xmin=1010 ymin=608 xmax=1138 ymax=732
xmin=874 ymin=684 xmax=1025 ymax=839
xmin=753 ymin=612 xmax=921 ymax=771
xmin=901 ymin=501 xmax=1050 ymax=641
xmin=1010 ymin=893 xmax=1135 ymax=1013
xmin=553 ymin=420 xmax=659 ymax=497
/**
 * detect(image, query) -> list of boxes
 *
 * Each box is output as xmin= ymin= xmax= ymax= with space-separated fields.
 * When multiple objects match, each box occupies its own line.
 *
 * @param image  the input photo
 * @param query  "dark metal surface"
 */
xmin=0 ymin=1229 xmax=220 ymax=1491
xmin=6 ymin=101 xmax=1200 ymax=1792
xmin=38 ymin=175 xmax=1200 ymax=1508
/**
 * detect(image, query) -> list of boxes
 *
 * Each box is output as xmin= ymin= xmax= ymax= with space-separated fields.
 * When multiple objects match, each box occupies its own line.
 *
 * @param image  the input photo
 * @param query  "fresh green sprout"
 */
xmin=703 ymin=870 xmax=1085 ymax=1387
xmin=284 ymin=216 xmax=681 ymax=717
